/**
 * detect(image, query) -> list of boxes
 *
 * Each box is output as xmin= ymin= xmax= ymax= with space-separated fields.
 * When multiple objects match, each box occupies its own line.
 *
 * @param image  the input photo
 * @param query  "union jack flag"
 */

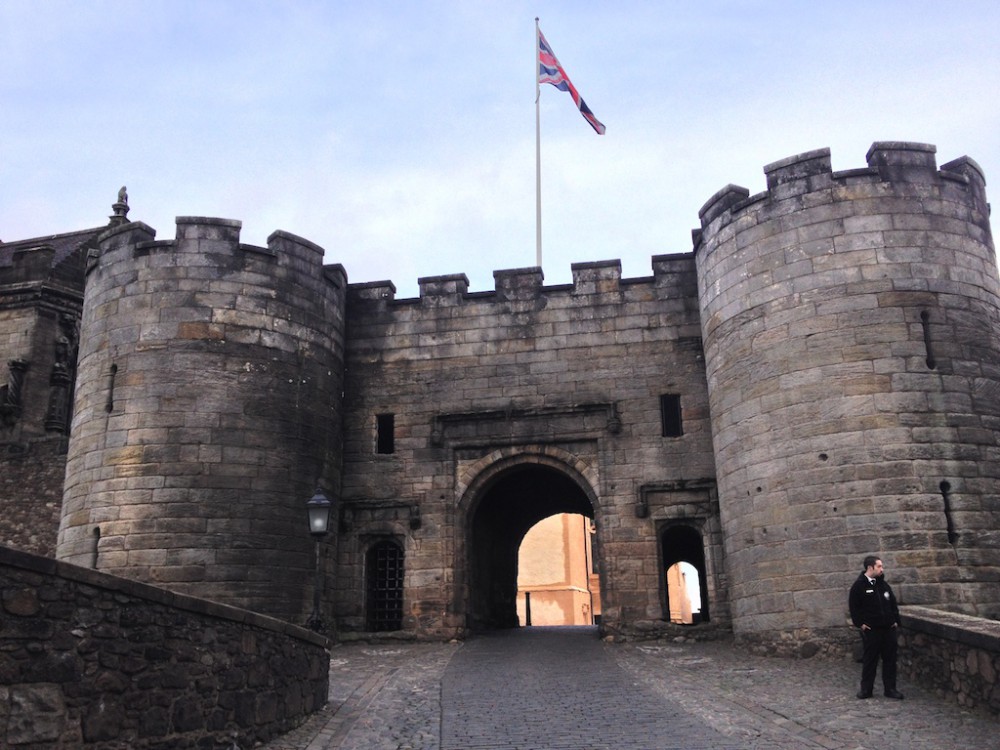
xmin=538 ymin=29 xmax=606 ymax=135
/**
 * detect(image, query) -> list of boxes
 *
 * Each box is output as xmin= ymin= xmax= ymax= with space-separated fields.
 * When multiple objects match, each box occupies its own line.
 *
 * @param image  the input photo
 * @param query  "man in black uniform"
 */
xmin=848 ymin=555 xmax=904 ymax=699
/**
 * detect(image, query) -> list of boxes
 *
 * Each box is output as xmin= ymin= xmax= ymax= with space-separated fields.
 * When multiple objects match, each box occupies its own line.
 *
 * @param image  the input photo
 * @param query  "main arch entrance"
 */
xmin=463 ymin=458 xmax=598 ymax=631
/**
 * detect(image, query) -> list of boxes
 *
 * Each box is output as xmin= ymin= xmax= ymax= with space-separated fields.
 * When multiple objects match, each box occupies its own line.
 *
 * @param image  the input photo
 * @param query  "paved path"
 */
xmin=261 ymin=626 xmax=997 ymax=750
xmin=440 ymin=628 xmax=742 ymax=750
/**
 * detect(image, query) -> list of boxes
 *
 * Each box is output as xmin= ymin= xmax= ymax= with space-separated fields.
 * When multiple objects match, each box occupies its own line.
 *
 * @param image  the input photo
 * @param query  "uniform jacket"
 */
xmin=849 ymin=572 xmax=900 ymax=629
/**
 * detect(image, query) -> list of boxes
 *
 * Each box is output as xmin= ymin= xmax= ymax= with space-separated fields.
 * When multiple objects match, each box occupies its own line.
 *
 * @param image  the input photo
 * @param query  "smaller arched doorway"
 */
xmin=661 ymin=525 xmax=709 ymax=624
xmin=465 ymin=459 xmax=598 ymax=631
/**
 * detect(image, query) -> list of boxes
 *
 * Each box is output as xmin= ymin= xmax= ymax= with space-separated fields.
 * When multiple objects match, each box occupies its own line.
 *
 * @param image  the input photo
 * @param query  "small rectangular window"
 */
xmin=375 ymin=413 xmax=395 ymax=454
xmin=660 ymin=394 xmax=682 ymax=437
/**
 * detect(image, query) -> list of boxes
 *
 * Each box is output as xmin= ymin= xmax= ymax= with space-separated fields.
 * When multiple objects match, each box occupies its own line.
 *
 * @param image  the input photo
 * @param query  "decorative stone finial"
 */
xmin=108 ymin=185 xmax=130 ymax=227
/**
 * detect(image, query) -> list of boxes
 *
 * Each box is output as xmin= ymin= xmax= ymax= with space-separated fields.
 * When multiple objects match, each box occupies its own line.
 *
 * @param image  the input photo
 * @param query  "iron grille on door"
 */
xmin=366 ymin=540 xmax=404 ymax=631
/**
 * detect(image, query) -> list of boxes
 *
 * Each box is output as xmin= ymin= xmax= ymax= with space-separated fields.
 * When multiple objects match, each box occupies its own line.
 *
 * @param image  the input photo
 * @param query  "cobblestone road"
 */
xmin=261 ymin=626 xmax=997 ymax=749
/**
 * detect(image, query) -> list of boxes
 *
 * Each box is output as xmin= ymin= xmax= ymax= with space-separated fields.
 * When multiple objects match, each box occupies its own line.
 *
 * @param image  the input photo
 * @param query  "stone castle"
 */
xmin=2 ymin=141 xmax=998 ymax=654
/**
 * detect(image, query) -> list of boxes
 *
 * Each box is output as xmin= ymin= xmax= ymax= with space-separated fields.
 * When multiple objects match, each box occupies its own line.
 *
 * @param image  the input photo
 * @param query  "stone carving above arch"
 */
xmin=455 ymin=443 xmax=600 ymax=514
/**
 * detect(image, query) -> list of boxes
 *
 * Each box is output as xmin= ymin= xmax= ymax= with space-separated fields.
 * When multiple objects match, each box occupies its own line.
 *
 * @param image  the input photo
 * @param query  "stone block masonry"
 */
xmin=0 ymin=139 xmax=994 ymax=659
xmin=0 ymin=544 xmax=329 ymax=749
xmin=695 ymin=142 xmax=1000 ymax=649
xmin=338 ymin=256 xmax=722 ymax=638
xmin=0 ymin=440 xmax=67 ymax=556
xmin=1 ymin=229 xmax=95 ymax=557
xmin=58 ymin=218 xmax=348 ymax=625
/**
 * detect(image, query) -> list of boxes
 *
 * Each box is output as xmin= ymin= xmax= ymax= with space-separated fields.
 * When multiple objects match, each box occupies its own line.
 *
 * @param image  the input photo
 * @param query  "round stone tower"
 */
xmin=57 ymin=216 xmax=347 ymax=623
xmin=695 ymin=142 xmax=1000 ymax=652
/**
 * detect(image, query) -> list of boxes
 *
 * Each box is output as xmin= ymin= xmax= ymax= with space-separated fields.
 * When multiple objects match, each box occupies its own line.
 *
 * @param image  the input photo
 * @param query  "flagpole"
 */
xmin=535 ymin=17 xmax=542 ymax=268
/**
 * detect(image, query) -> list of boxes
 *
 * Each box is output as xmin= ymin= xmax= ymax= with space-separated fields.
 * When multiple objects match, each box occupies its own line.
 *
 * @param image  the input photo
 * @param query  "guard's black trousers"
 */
xmin=859 ymin=626 xmax=898 ymax=694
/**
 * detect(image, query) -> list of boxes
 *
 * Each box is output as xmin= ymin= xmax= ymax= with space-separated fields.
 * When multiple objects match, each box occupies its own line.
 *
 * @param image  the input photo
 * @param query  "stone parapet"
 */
xmin=899 ymin=605 xmax=1000 ymax=715
xmin=348 ymin=256 xmax=694 ymax=308
xmin=0 ymin=544 xmax=329 ymax=748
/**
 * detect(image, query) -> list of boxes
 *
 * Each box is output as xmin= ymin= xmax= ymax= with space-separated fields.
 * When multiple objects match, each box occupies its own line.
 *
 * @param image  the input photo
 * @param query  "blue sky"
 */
xmin=3 ymin=1 xmax=999 ymax=296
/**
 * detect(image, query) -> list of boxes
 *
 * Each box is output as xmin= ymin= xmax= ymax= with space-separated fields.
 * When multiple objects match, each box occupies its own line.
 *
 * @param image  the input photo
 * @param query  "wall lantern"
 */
xmin=306 ymin=488 xmax=334 ymax=632
xmin=307 ymin=489 xmax=332 ymax=537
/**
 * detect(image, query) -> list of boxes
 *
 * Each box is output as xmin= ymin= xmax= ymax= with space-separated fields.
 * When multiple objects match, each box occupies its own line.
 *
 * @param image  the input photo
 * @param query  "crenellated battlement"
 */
xmin=346 ymin=254 xmax=697 ymax=313
xmin=694 ymin=142 xmax=991 ymax=248
xmin=94 ymin=216 xmax=348 ymax=293
xmin=493 ymin=267 xmax=544 ymax=301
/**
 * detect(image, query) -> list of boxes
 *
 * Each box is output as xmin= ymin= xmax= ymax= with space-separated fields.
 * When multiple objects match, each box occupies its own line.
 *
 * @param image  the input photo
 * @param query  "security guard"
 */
xmin=848 ymin=555 xmax=904 ymax=699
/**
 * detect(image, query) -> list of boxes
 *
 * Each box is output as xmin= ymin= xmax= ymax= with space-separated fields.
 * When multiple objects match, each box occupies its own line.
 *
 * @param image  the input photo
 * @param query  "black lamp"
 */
xmin=307 ymin=489 xmax=332 ymax=537
xmin=306 ymin=489 xmax=333 ymax=632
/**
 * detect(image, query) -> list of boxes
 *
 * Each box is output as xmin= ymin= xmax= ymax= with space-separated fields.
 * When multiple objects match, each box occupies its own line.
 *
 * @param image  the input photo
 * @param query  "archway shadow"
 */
xmin=468 ymin=464 xmax=594 ymax=631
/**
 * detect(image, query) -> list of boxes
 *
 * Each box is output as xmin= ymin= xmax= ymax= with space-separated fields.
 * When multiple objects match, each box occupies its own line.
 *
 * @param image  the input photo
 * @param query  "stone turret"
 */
xmin=57 ymin=216 xmax=348 ymax=623
xmin=695 ymin=142 xmax=1000 ymax=651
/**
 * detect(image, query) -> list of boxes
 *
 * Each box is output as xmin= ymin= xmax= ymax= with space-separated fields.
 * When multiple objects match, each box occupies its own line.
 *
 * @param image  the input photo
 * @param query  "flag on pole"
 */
xmin=537 ymin=29 xmax=606 ymax=135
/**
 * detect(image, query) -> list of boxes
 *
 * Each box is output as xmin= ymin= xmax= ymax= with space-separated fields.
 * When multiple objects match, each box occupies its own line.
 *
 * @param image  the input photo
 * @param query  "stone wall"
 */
xmin=0 ymin=439 xmax=67 ymax=556
xmin=0 ymin=545 xmax=329 ymax=749
xmin=1 ymin=233 xmax=89 ymax=558
xmin=339 ymin=257 xmax=722 ymax=638
xmin=899 ymin=605 xmax=1000 ymax=715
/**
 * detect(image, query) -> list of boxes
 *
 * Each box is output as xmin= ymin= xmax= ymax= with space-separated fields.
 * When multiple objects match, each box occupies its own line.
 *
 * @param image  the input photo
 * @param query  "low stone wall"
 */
xmin=899 ymin=605 xmax=1000 ymax=715
xmin=0 ymin=545 xmax=329 ymax=748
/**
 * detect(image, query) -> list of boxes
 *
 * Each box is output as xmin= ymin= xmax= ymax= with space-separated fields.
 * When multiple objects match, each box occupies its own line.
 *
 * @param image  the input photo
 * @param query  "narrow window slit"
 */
xmin=105 ymin=364 xmax=118 ymax=413
xmin=940 ymin=480 xmax=958 ymax=545
xmin=920 ymin=310 xmax=936 ymax=369
xmin=91 ymin=526 xmax=101 ymax=569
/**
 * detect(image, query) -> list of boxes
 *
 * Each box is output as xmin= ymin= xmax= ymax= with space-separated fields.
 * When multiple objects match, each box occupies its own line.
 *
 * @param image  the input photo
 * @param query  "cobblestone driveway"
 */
xmin=261 ymin=626 xmax=997 ymax=749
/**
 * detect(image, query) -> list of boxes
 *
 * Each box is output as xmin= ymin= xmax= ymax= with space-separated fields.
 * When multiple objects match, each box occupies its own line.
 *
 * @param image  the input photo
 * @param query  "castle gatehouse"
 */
xmin=3 ymin=142 xmax=998 ymax=653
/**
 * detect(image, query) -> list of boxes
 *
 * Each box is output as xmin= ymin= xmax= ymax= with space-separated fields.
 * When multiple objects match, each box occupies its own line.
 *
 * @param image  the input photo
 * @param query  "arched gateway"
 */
xmin=457 ymin=449 xmax=600 ymax=632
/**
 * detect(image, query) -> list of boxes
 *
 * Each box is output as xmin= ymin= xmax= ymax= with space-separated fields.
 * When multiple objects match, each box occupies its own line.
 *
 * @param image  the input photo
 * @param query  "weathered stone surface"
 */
xmin=698 ymin=143 xmax=1000 ymax=645
xmin=1 ymin=143 xmax=998 ymax=658
xmin=0 ymin=546 xmax=328 ymax=749
xmin=900 ymin=605 xmax=1000 ymax=714
xmin=6 ymin=684 xmax=66 ymax=744
xmin=2 ymin=586 xmax=39 ymax=616
xmin=55 ymin=220 xmax=347 ymax=625
xmin=81 ymin=698 xmax=125 ymax=742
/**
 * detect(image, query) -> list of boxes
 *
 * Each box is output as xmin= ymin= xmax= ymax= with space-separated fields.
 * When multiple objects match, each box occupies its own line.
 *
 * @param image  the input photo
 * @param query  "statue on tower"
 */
xmin=109 ymin=185 xmax=130 ymax=227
